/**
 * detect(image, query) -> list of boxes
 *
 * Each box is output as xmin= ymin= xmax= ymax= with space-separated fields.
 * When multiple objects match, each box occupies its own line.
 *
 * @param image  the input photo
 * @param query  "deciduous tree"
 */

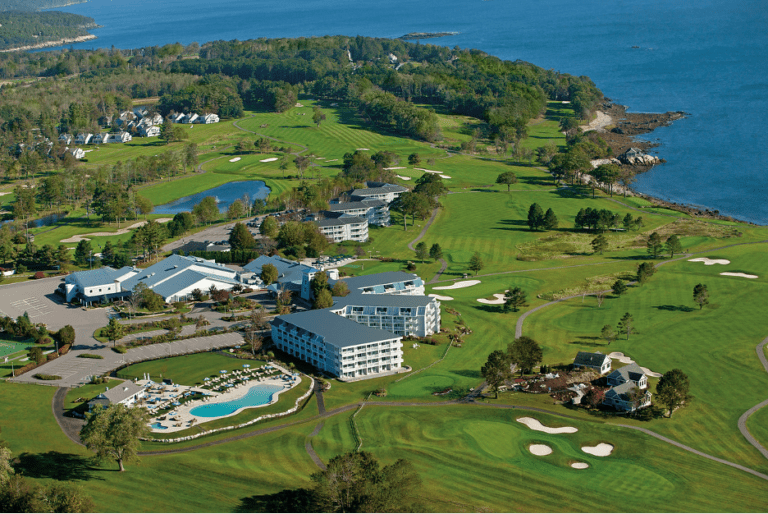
xmin=656 ymin=369 xmax=692 ymax=418
xmin=601 ymin=324 xmax=615 ymax=345
xmin=259 ymin=216 xmax=279 ymax=238
xmin=261 ymin=263 xmax=278 ymax=285
xmin=103 ymin=317 xmax=125 ymax=347
xmin=481 ymin=350 xmax=511 ymax=398
xmin=79 ymin=403 xmax=150 ymax=472
xmin=414 ymin=241 xmax=427 ymax=263
xmin=507 ymin=336 xmax=543 ymax=377
xmin=693 ymin=283 xmax=709 ymax=310
xmin=495 ymin=171 xmax=517 ymax=192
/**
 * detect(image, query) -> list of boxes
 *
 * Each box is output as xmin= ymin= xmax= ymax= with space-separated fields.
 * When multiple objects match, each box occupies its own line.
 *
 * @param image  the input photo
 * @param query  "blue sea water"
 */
xmin=189 ymin=384 xmax=282 ymax=418
xmin=153 ymin=180 xmax=270 ymax=215
xmin=50 ymin=0 xmax=768 ymax=223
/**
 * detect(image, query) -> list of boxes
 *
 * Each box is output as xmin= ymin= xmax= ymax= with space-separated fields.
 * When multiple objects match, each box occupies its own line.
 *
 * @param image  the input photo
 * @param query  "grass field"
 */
xmin=115 ymin=352 xmax=262 ymax=387
xmin=311 ymin=405 xmax=768 ymax=512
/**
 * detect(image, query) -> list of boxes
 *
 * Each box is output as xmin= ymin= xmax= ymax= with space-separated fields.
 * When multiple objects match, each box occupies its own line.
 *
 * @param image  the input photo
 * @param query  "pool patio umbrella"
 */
xmin=204 ymin=377 xmax=210 ymax=381
xmin=220 ymin=370 xmax=227 ymax=373
xmin=243 ymin=364 xmax=250 ymax=368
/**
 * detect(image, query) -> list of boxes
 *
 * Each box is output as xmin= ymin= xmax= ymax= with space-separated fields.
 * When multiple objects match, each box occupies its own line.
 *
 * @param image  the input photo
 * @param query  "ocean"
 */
xmin=49 ymin=0 xmax=768 ymax=223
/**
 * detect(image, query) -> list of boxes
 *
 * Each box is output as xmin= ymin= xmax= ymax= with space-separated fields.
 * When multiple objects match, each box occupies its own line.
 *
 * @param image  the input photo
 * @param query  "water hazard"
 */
xmin=153 ymin=180 xmax=270 ymax=215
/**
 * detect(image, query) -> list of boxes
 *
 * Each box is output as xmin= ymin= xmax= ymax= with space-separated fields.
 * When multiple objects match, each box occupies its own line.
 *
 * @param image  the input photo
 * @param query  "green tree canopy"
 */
xmin=481 ymin=350 xmax=512 ymax=398
xmin=656 ymin=369 xmax=692 ymax=418
xmin=636 ymin=261 xmax=656 ymax=284
xmin=468 ymin=252 xmax=484 ymax=276
xmin=79 ymin=403 xmax=150 ymax=472
xmin=647 ymin=232 xmax=664 ymax=258
xmin=495 ymin=171 xmax=517 ymax=192
xmin=617 ymin=312 xmax=634 ymax=340
xmin=611 ymin=279 xmax=628 ymax=297
xmin=665 ymin=234 xmax=683 ymax=257
xmin=260 ymin=263 xmax=278 ymax=285
xmin=693 ymin=283 xmax=709 ymax=310
xmin=527 ymin=203 xmax=545 ymax=230
xmin=229 ymin=222 xmax=255 ymax=251
xmin=192 ymin=196 xmax=219 ymax=225
xmin=507 ymin=336 xmax=543 ymax=377
xmin=503 ymin=287 xmax=528 ymax=313
xmin=543 ymin=208 xmax=558 ymax=230
xmin=429 ymin=243 xmax=443 ymax=262
xmin=103 ymin=317 xmax=125 ymax=347
xmin=591 ymin=234 xmax=608 ymax=254
xmin=259 ymin=216 xmax=279 ymax=238
xmin=414 ymin=241 xmax=428 ymax=262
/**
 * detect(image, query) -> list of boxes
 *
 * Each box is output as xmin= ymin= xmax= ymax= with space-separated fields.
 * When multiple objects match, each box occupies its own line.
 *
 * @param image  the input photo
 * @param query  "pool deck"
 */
xmin=142 ymin=363 xmax=301 ymax=433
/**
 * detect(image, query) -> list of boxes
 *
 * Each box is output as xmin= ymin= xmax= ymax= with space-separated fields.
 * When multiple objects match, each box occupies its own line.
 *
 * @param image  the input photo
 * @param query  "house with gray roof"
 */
xmin=121 ymin=254 xmax=239 ymax=303
xmin=573 ymin=351 xmax=612 ymax=374
xmin=60 ymin=266 xmax=139 ymax=304
xmin=271 ymin=309 xmax=403 ymax=380
xmin=603 ymin=381 xmax=652 ymax=412
xmin=88 ymin=381 xmax=147 ymax=410
xmin=607 ymin=363 xmax=647 ymax=389
xmin=242 ymin=255 xmax=334 ymax=295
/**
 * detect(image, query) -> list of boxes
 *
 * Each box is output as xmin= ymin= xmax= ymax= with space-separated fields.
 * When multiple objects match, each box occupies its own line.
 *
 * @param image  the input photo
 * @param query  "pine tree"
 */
xmin=543 ymin=208 xmax=558 ymax=230
xmin=527 ymin=203 xmax=545 ymax=230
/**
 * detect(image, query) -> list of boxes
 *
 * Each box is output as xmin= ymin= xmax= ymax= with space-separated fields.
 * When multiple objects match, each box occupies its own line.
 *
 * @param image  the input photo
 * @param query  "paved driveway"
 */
xmin=11 ymin=332 xmax=244 ymax=387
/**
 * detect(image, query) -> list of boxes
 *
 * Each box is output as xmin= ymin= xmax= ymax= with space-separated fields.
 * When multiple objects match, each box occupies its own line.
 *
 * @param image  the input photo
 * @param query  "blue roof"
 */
xmin=242 ymin=255 xmax=316 ymax=284
xmin=152 ymin=270 xmax=238 ymax=300
xmin=68 ymin=266 xmax=136 ymax=288
xmin=331 ymin=292 xmax=435 ymax=309
xmin=331 ymin=271 xmax=422 ymax=291
xmin=121 ymin=255 xmax=235 ymax=293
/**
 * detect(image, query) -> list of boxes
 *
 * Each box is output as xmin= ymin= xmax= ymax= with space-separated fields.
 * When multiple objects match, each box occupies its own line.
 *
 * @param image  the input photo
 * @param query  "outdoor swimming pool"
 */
xmin=151 ymin=422 xmax=168 ymax=430
xmin=189 ymin=384 xmax=283 ymax=418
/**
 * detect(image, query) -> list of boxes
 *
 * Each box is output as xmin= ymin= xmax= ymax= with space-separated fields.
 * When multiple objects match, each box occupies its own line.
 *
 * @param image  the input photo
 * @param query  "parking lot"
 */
xmin=0 ymin=277 xmax=111 ymax=345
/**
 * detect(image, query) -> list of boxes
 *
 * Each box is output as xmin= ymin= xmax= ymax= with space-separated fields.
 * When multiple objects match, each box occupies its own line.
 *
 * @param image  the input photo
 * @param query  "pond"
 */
xmin=153 ymin=180 xmax=270 ymax=215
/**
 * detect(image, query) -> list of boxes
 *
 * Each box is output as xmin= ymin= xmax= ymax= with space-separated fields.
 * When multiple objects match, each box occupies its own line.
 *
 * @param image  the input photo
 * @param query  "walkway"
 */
xmin=738 ymin=336 xmax=768 ymax=460
xmin=52 ymin=387 xmax=85 ymax=447
xmin=403 ymin=207 xmax=449 ymax=284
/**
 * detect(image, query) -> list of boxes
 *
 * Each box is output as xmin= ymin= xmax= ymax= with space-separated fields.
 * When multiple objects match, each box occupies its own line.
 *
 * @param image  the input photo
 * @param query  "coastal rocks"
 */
xmin=619 ymin=147 xmax=661 ymax=166
xmin=590 ymin=158 xmax=621 ymax=168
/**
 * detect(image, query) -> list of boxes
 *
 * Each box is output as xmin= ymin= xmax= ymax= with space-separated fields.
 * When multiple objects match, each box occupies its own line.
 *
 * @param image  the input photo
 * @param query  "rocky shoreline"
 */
xmin=0 ymin=33 xmax=97 ymax=53
xmin=586 ymin=103 xmax=751 ymax=223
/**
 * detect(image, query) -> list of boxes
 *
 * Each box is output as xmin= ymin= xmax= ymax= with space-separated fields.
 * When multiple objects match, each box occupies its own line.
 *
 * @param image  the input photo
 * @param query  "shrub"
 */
xmin=33 ymin=271 xmax=46 ymax=279
xmin=112 ymin=346 xmax=128 ymax=354
xmin=54 ymin=325 xmax=75 ymax=345
xmin=90 ymin=376 xmax=108 ymax=384
xmin=34 ymin=373 xmax=62 ymax=380
xmin=36 ymin=335 xmax=54 ymax=346
xmin=77 ymin=353 xmax=104 ymax=359
xmin=172 ymin=301 xmax=186 ymax=311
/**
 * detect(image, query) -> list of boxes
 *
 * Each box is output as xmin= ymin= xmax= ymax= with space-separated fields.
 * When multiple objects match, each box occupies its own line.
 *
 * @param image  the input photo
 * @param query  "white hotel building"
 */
xmin=271 ymin=309 xmax=404 ymax=379
xmin=329 ymin=293 xmax=440 ymax=338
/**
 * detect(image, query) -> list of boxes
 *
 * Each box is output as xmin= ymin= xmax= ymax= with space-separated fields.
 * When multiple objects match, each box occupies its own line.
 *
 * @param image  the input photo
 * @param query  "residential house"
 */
xmin=329 ymin=293 xmax=441 ymax=337
xmin=198 ymin=113 xmax=220 ymax=124
xmin=58 ymin=134 xmax=72 ymax=145
xmin=170 ymin=112 xmax=186 ymax=124
xmin=271 ymin=309 xmax=404 ymax=380
xmin=607 ymin=363 xmax=648 ymax=389
xmin=315 ymin=212 xmax=369 ymax=243
xmin=572 ymin=351 xmax=612 ymax=374
xmin=93 ymin=133 xmax=110 ymax=144
xmin=60 ymin=266 xmax=139 ymax=304
xmin=184 ymin=113 xmax=200 ymax=124
xmin=133 ymin=107 xmax=149 ymax=118
xmin=139 ymin=125 xmax=161 ymax=138
xmin=111 ymin=132 xmax=132 ymax=143
xmin=603 ymin=382 xmax=652 ymax=412
xmin=75 ymin=133 xmax=93 ymax=145
xmin=70 ymin=148 xmax=86 ymax=160
xmin=88 ymin=381 xmax=146 ymax=410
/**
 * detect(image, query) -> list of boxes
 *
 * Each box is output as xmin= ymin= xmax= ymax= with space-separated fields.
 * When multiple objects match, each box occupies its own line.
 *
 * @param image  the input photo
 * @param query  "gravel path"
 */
xmin=305 ymin=421 xmax=327 ymax=470
xmin=51 ymin=387 xmax=85 ymax=447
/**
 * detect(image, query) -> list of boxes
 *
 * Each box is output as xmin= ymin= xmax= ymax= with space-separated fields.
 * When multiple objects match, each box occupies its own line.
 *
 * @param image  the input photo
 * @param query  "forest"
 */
xmin=0 ymin=10 xmax=96 ymax=50
xmin=0 ymin=0 xmax=87 ymax=11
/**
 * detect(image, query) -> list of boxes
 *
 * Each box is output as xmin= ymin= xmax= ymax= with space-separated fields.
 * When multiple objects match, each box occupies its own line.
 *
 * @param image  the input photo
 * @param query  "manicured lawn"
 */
xmin=116 ymin=352 xmax=264 ymax=387
xmin=524 ymin=243 xmax=768 ymax=471
xmin=64 ymin=379 xmax=124 ymax=410
xmin=311 ymin=405 xmax=768 ymax=512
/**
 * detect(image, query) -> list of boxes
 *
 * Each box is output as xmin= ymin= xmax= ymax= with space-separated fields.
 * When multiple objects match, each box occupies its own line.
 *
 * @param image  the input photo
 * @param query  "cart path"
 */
xmin=52 ymin=387 xmax=85 ymax=447
xmin=404 ymin=207 xmax=449 ymax=284
xmin=737 ymin=336 xmax=768 ymax=460
xmin=305 ymin=421 xmax=327 ymax=470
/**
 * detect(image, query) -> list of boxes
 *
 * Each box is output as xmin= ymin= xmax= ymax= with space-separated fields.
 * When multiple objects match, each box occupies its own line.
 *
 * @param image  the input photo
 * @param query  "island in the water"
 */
xmin=399 ymin=31 xmax=459 ymax=40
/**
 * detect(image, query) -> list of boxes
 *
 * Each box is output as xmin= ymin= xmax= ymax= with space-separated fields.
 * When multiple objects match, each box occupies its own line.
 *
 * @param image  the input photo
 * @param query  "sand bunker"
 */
xmin=416 ymin=168 xmax=443 ymax=174
xmin=581 ymin=443 xmax=614 ymax=457
xmin=529 ymin=444 xmax=553 ymax=456
xmin=428 ymin=294 xmax=454 ymax=301
xmin=720 ymin=272 xmax=758 ymax=279
xmin=356 ymin=148 xmax=369 ymax=151
xmin=440 ymin=174 xmax=451 ymax=179
xmin=60 ymin=218 xmax=172 ymax=243
xmin=433 ymin=280 xmax=481 ymax=290
xmin=0 ymin=192 xmax=10 ymax=196
xmin=397 ymin=175 xmax=412 ymax=181
xmin=607 ymin=352 xmax=662 ymax=378
xmin=517 ymin=417 xmax=578 ymax=434
xmin=384 ymin=167 xmax=405 ymax=170
xmin=571 ymin=462 xmax=590 ymax=469
xmin=689 ymin=257 xmax=730 ymax=266
xmin=259 ymin=157 xmax=278 ymax=162
xmin=228 ymin=157 xmax=241 ymax=162
xmin=477 ymin=291 xmax=508 ymax=305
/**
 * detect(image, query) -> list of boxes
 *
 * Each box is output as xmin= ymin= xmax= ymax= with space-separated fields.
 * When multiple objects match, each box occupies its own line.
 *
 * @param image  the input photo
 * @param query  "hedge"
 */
xmin=34 ymin=373 xmax=62 ymax=380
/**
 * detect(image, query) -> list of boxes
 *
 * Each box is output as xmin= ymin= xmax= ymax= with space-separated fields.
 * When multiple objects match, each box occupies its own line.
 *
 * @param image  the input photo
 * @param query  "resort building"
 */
xmin=242 ymin=255 xmax=337 ymax=294
xmin=607 ymin=363 xmax=648 ymax=389
xmin=603 ymin=382 xmax=652 ymax=412
xmin=314 ymin=212 xmax=369 ymax=243
xmin=271 ymin=309 xmax=404 ymax=379
xmin=326 ymin=198 xmax=390 ymax=226
xmin=74 ymin=133 xmax=93 ymax=145
xmin=333 ymin=271 xmax=425 ymax=296
xmin=121 ymin=254 xmax=239 ymax=303
xmin=60 ymin=266 xmax=139 ymax=304
xmin=347 ymin=182 xmax=408 ymax=204
xmin=329 ymin=293 xmax=441 ymax=337
xmin=88 ymin=382 xmax=147 ymax=410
